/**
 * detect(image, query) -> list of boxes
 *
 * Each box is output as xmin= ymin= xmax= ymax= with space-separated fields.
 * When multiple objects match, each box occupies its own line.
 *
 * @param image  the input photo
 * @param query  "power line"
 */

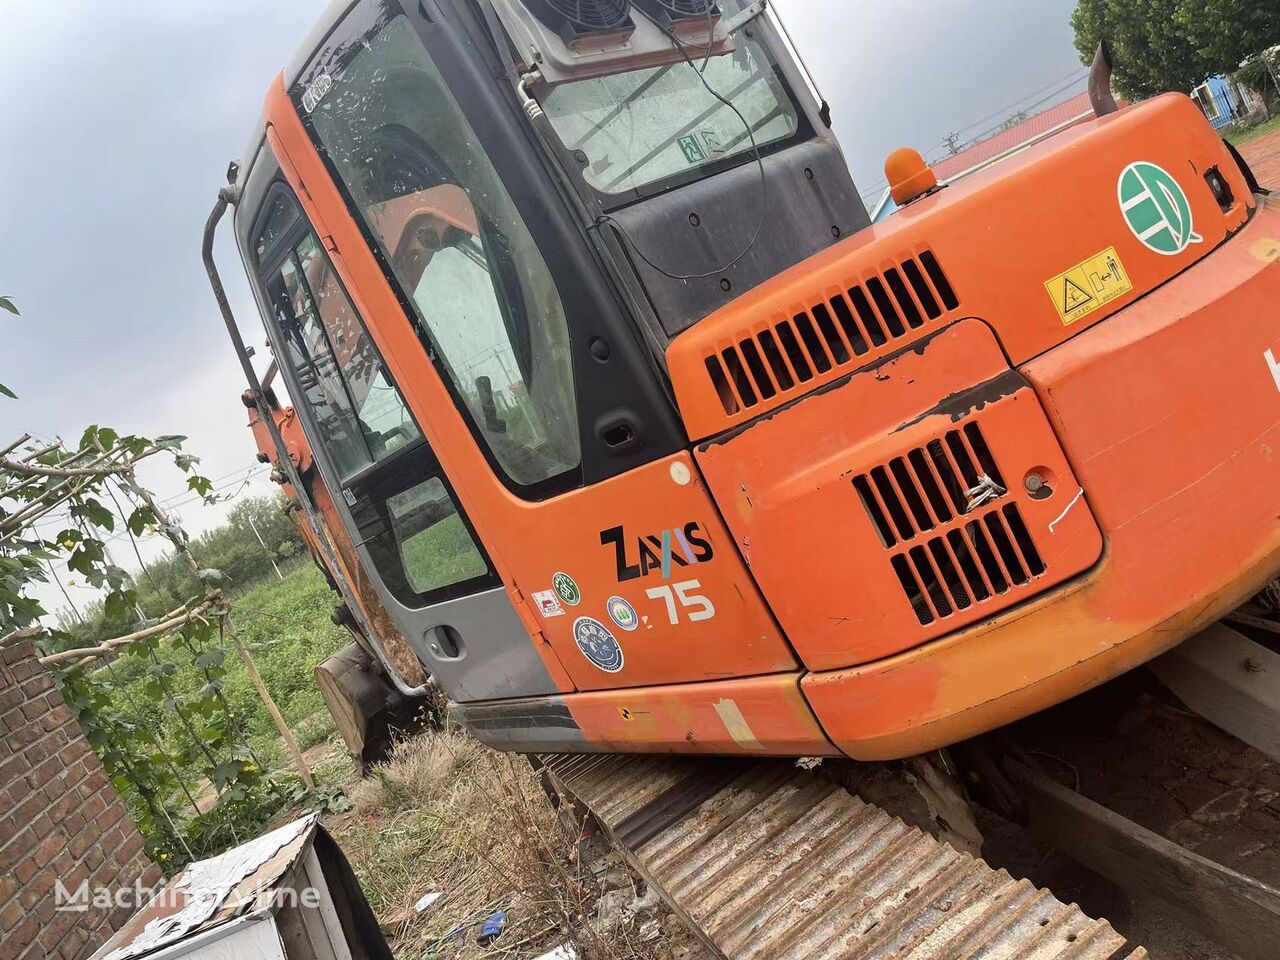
xmin=857 ymin=67 xmax=1091 ymax=206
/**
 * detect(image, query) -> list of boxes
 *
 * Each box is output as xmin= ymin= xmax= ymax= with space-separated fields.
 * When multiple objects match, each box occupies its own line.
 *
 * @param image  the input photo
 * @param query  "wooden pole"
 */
xmin=111 ymin=449 xmax=314 ymax=790
xmin=225 ymin=614 xmax=315 ymax=790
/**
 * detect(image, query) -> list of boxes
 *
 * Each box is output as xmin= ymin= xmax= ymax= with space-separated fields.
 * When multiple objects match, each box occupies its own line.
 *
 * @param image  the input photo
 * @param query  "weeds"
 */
xmin=329 ymin=730 xmax=704 ymax=960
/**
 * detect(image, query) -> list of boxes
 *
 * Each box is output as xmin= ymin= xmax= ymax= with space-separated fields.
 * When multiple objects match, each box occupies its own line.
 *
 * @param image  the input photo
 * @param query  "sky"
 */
xmin=0 ymin=0 xmax=1085 ymax=613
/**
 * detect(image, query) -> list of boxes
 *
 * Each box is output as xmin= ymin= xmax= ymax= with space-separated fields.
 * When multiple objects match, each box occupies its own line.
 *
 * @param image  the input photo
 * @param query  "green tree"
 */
xmin=1174 ymin=0 xmax=1280 ymax=72
xmin=1071 ymin=0 xmax=1219 ymax=99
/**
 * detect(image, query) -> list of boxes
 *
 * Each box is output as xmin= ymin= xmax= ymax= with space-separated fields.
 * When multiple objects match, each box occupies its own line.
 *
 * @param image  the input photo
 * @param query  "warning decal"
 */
xmin=1044 ymin=246 xmax=1133 ymax=326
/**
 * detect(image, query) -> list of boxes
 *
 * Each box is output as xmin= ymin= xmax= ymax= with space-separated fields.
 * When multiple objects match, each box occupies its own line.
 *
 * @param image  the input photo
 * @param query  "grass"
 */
xmin=100 ymin=558 xmax=702 ymax=957
xmin=1227 ymin=114 xmax=1280 ymax=147
xmin=101 ymin=562 xmax=351 ymax=785
xmin=325 ymin=729 xmax=703 ymax=960
xmin=401 ymin=513 xmax=489 ymax=594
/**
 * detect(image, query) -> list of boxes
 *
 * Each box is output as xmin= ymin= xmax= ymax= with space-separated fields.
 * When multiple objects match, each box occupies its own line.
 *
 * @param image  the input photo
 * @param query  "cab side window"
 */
xmin=254 ymin=186 xmax=496 ymax=608
xmin=302 ymin=14 xmax=580 ymax=494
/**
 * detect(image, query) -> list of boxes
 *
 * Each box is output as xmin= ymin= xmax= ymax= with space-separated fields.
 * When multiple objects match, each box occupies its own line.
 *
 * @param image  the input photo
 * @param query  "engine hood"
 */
xmin=667 ymin=93 xmax=1255 ymax=441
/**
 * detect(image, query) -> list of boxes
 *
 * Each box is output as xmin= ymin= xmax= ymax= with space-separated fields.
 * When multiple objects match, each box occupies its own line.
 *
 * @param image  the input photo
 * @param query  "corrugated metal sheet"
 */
xmin=931 ymin=92 xmax=1094 ymax=182
xmin=544 ymin=755 xmax=1145 ymax=960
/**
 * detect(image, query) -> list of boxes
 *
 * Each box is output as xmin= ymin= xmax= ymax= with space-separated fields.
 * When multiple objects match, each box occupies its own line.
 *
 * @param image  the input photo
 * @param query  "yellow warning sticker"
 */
xmin=1044 ymin=246 xmax=1133 ymax=326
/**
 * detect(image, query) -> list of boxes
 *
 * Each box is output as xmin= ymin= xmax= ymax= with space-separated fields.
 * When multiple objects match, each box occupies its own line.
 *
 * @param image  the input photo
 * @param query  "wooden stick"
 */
xmin=225 ymin=613 xmax=315 ymax=790
xmin=0 ymin=433 xmax=31 ymax=458
xmin=112 ymin=457 xmax=314 ymax=790
xmin=39 ymin=604 xmax=214 ymax=667
xmin=0 ymin=447 xmax=154 ymax=478
xmin=1010 ymin=758 xmax=1280 ymax=960
xmin=1223 ymin=610 xmax=1280 ymax=636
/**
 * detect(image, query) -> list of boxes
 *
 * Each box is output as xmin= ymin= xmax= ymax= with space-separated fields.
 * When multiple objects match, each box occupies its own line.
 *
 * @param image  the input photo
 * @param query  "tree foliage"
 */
xmin=1072 ymin=0 xmax=1280 ymax=99
xmin=2 ymin=424 xmax=314 ymax=870
xmin=52 ymin=495 xmax=305 ymax=653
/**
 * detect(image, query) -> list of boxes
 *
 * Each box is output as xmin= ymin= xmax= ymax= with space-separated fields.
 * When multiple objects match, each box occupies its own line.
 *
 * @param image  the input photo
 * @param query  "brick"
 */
xmin=31 ymin=814 xmax=54 ymax=840
xmin=3 ymin=639 xmax=35 ymax=664
xmin=13 ymin=854 xmax=39 ymax=886
xmin=19 ymin=672 xmax=54 ymax=698
xmin=0 ymin=685 xmax=22 ymax=713
xmin=68 ymin=829 xmax=96 ymax=861
xmin=27 ymin=754 xmax=65 ymax=790
xmin=8 ymin=657 xmax=39 ymax=682
xmin=116 ymin=833 xmax=143 ymax=862
xmin=0 ymin=828 xmax=33 ymax=873
xmin=20 ymin=694 xmax=50 ymax=721
xmin=100 ymin=803 xmax=126 ymax=832
xmin=0 ymin=706 xmax=26 ymax=735
xmin=0 ymin=814 xmax=19 ymax=849
xmin=0 ymin=896 xmax=22 ymax=931
xmin=19 ymin=867 xmax=53 ymax=908
xmin=11 ymin=793 xmax=43 ymax=827
xmin=0 ymin=750 xmax=30 ymax=784
xmin=46 ymin=791 xmax=79 ymax=824
xmin=8 ymin=722 xmax=41 ymax=750
xmin=80 ymin=794 xmax=108 ymax=821
xmin=35 ymin=831 xmax=67 ymax=864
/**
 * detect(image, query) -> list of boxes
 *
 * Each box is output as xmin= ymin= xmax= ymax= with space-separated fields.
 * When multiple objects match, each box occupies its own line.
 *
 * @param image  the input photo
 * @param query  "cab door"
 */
xmin=261 ymin=0 xmax=798 ymax=691
xmin=244 ymin=179 xmax=568 ymax=702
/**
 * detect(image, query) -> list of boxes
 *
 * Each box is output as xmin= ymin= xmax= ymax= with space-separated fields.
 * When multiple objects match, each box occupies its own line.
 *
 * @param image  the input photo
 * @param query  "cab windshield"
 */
xmin=542 ymin=7 xmax=801 ymax=196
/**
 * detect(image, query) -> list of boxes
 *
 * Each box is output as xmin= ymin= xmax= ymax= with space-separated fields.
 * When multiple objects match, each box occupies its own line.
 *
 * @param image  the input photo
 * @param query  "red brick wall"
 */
xmin=0 ymin=639 xmax=161 ymax=960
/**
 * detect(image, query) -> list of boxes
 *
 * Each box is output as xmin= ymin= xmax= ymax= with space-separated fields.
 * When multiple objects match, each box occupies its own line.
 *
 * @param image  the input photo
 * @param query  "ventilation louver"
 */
xmin=523 ymin=0 xmax=635 ymax=44
xmin=853 ymin=419 xmax=1046 ymax=627
xmin=633 ymin=0 xmax=720 ymax=29
xmin=704 ymin=250 xmax=960 ymax=416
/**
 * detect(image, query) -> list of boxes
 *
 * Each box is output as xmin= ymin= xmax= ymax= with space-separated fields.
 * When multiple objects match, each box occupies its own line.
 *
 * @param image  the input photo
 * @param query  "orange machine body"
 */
xmin=244 ymin=62 xmax=1280 ymax=760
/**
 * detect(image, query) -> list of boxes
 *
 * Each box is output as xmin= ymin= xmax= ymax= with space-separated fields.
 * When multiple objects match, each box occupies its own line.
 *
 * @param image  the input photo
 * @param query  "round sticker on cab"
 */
xmin=551 ymin=571 xmax=580 ymax=606
xmin=606 ymin=596 xmax=638 ymax=632
xmin=574 ymin=617 xmax=624 ymax=673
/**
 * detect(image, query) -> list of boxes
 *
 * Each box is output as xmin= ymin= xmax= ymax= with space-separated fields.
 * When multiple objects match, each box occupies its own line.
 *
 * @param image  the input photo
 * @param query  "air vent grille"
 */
xmin=889 ymin=503 xmax=1045 ymax=626
xmin=853 ymin=421 xmax=1004 ymax=547
xmin=705 ymin=250 xmax=959 ymax=415
xmin=853 ymin=418 xmax=1047 ymax=627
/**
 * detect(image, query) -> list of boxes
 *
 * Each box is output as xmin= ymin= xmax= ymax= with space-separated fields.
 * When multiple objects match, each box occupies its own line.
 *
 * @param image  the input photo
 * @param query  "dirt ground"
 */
xmin=977 ymin=657 xmax=1280 ymax=960
xmin=1238 ymin=127 xmax=1280 ymax=189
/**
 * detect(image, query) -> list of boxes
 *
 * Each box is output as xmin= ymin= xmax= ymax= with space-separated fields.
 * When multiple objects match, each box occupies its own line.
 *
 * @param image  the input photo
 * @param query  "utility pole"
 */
xmin=247 ymin=514 xmax=284 ymax=581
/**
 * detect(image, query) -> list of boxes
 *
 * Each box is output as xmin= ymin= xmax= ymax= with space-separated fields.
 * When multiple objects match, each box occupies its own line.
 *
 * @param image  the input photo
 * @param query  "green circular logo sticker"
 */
xmin=552 ymin=572 xmax=580 ymax=606
xmin=1117 ymin=161 xmax=1202 ymax=256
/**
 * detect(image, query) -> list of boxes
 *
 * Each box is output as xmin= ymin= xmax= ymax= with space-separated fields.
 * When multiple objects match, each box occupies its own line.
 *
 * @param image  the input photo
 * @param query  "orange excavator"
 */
xmin=204 ymin=1 xmax=1280 ymax=954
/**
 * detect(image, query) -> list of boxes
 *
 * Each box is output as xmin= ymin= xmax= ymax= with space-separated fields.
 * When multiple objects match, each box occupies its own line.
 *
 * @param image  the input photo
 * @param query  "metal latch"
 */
xmin=964 ymin=474 xmax=1007 ymax=513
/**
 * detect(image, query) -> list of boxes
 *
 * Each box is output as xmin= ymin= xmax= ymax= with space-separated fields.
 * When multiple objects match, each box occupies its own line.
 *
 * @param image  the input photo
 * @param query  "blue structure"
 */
xmin=1193 ymin=75 xmax=1259 ymax=130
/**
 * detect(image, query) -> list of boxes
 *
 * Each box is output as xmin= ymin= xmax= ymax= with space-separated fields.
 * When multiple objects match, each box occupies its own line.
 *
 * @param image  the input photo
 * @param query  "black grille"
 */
xmin=524 ymin=0 xmax=633 ymax=36
xmin=853 ymin=422 xmax=1005 ymax=548
xmin=890 ymin=504 xmax=1046 ymax=626
xmin=705 ymin=250 xmax=959 ymax=415
xmin=634 ymin=0 xmax=717 ymax=21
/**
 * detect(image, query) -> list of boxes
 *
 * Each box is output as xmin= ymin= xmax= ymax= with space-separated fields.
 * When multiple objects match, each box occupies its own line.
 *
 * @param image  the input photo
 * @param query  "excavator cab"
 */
xmin=210 ymin=0 xmax=1280 ymax=764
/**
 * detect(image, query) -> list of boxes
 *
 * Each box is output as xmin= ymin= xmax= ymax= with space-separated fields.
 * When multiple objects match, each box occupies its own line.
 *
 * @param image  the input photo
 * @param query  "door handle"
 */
xmin=596 ymin=409 xmax=642 ymax=453
xmin=425 ymin=624 xmax=463 ymax=659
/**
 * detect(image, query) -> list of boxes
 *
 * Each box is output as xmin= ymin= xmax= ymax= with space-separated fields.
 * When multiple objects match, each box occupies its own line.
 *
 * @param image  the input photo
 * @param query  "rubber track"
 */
xmin=543 ymin=754 xmax=1147 ymax=960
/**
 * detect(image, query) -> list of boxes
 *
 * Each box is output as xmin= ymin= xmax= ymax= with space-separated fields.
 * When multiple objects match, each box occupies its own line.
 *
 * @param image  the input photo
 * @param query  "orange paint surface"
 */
xmin=262 ymin=81 xmax=794 ymax=693
xmin=669 ymin=94 xmax=1253 ymax=441
xmin=565 ymin=673 xmax=838 ymax=756
xmin=696 ymin=320 xmax=1102 ymax=671
xmin=805 ymin=200 xmax=1280 ymax=759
